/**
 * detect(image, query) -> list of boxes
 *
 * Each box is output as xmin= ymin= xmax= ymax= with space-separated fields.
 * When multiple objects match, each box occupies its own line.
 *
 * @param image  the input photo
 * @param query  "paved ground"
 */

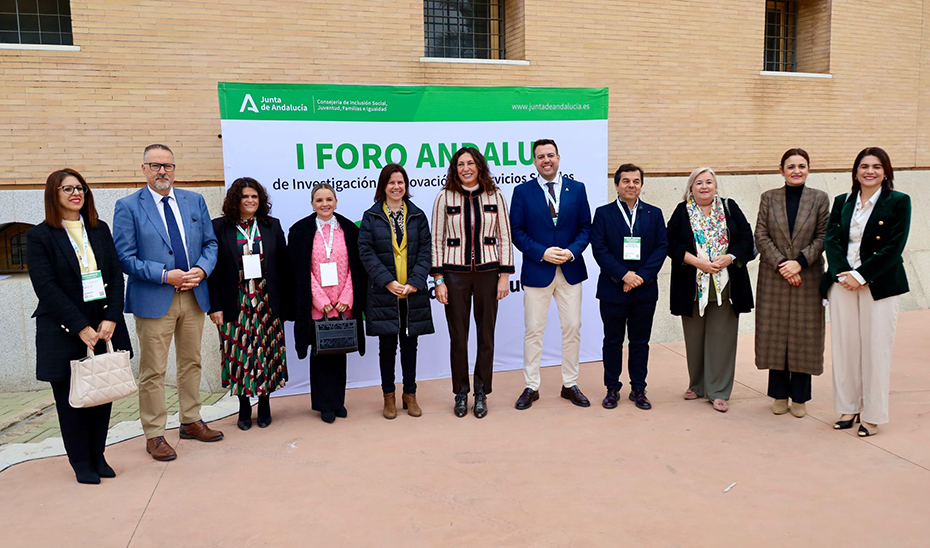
xmin=0 ymin=389 xmax=227 ymax=446
xmin=0 ymin=310 xmax=928 ymax=548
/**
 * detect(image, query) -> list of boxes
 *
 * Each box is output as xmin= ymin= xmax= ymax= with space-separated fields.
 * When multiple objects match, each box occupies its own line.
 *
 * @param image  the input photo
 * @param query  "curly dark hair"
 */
xmin=222 ymin=177 xmax=271 ymax=225
xmin=444 ymin=146 xmax=497 ymax=194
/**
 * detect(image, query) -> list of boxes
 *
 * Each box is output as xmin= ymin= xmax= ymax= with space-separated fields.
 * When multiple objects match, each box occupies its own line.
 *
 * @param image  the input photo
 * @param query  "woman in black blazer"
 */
xmin=27 ymin=168 xmax=132 ymax=484
xmin=358 ymin=164 xmax=434 ymax=420
xmin=666 ymin=167 xmax=755 ymax=413
xmin=287 ymin=184 xmax=367 ymax=423
xmin=823 ymin=147 xmax=911 ymax=437
xmin=207 ymin=178 xmax=294 ymax=430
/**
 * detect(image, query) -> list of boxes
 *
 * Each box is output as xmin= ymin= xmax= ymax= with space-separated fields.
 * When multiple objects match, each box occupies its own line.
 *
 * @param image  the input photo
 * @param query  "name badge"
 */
xmin=320 ymin=261 xmax=339 ymax=287
xmin=623 ymin=237 xmax=642 ymax=261
xmin=242 ymin=254 xmax=262 ymax=280
xmin=82 ymin=271 xmax=106 ymax=302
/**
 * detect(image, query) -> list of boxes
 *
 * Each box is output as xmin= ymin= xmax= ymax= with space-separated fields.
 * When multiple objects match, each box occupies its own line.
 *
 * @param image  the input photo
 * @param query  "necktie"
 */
xmin=545 ymin=182 xmax=558 ymax=219
xmin=161 ymin=196 xmax=189 ymax=271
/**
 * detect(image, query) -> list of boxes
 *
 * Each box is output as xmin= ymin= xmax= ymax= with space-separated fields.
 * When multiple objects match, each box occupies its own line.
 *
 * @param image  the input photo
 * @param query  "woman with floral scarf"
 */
xmin=666 ymin=168 xmax=756 ymax=412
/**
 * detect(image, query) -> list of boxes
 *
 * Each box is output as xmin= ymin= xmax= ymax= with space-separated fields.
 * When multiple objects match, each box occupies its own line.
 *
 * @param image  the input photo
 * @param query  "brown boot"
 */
xmin=383 ymin=392 xmax=397 ymax=420
xmin=402 ymin=393 xmax=422 ymax=417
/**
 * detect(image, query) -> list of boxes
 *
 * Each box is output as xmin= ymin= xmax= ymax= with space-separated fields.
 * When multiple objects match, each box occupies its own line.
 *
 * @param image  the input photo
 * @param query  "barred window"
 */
xmin=0 ymin=0 xmax=73 ymax=46
xmin=0 ymin=223 xmax=32 ymax=274
xmin=424 ymin=0 xmax=504 ymax=60
xmin=764 ymin=0 xmax=798 ymax=72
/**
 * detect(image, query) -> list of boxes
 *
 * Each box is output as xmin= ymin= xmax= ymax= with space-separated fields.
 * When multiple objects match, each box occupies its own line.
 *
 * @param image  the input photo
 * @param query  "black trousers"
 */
xmin=50 ymin=380 xmax=112 ymax=467
xmin=445 ymin=271 xmax=499 ymax=395
xmin=309 ymin=352 xmax=347 ymax=413
xmin=600 ymin=299 xmax=657 ymax=392
xmin=379 ymin=298 xmax=418 ymax=394
xmin=767 ymin=369 xmax=812 ymax=403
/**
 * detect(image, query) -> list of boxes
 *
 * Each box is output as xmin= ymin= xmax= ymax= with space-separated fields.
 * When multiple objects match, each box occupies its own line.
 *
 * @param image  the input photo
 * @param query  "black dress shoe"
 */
xmin=629 ymin=390 xmax=652 ymax=410
xmin=602 ymin=389 xmax=619 ymax=409
xmin=560 ymin=385 xmax=591 ymax=407
xmin=453 ymin=392 xmax=468 ymax=418
xmin=237 ymin=418 xmax=252 ymax=431
xmin=335 ymin=406 xmax=348 ymax=418
xmin=474 ymin=390 xmax=488 ymax=419
xmin=514 ymin=388 xmax=539 ymax=410
xmin=321 ymin=411 xmax=336 ymax=423
xmin=257 ymin=416 xmax=272 ymax=428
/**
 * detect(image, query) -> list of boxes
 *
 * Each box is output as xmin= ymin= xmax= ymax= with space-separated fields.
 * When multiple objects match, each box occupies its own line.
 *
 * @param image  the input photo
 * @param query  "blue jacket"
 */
xmin=510 ymin=176 xmax=591 ymax=287
xmin=113 ymin=186 xmax=218 ymax=318
xmin=590 ymin=199 xmax=668 ymax=304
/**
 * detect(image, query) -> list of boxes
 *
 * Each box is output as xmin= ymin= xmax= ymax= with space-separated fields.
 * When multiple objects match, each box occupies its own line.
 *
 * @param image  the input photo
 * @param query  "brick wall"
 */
xmin=795 ymin=0 xmax=831 ymax=73
xmin=0 ymin=0 xmax=927 ymax=186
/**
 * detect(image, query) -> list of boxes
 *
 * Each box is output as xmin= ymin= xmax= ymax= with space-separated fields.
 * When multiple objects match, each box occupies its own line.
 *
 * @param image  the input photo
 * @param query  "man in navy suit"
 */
xmin=510 ymin=139 xmax=592 ymax=410
xmin=113 ymin=144 xmax=222 ymax=461
xmin=590 ymin=164 xmax=667 ymax=410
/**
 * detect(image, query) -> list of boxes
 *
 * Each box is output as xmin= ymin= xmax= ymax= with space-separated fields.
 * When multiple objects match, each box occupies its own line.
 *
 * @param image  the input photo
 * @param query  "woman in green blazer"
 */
xmin=822 ymin=147 xmax=911 ymax=437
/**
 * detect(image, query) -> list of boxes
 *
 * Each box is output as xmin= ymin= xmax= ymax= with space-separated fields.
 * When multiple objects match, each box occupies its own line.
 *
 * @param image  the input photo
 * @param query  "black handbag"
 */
xmin=312 ymin=313 xmax=358 ymax=355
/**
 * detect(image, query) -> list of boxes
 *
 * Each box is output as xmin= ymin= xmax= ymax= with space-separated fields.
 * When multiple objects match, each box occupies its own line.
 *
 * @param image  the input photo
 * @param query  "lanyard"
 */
xmin=541 ymin=174 xmax=561 ymax=214
xmin=617 ymin=199 xmax=639 ymax=233
xmin=236 ymin=221 xmax=259 ymax=255
xmin=316 ymin=218 xmax=337 ymax=260
xmin=64 ymin=218 xmax=91 ymax=271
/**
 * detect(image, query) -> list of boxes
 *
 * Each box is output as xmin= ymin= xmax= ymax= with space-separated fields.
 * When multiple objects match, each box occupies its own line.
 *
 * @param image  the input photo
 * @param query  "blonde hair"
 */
xmin=683 ymin=167 xmax=720 ymax=201
xmin=311 ymin=182 xmax=337 ymax=201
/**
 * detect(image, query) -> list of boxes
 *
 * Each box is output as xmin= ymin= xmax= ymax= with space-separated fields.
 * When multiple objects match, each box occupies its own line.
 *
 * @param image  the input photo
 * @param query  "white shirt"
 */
xmin=147 ymin=185 xmax=190 ymax=268
xmin=846 ymin=187 xmax=882 ymax=284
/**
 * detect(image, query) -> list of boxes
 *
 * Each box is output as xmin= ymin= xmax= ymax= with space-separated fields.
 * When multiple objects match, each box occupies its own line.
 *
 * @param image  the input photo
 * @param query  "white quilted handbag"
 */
xmin=69 ymin=340 xmax=137 ymax=408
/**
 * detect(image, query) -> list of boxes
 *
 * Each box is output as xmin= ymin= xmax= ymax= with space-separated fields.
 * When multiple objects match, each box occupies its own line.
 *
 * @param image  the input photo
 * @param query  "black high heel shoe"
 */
xmin=834 ymin=413 xmax=860 ymax=430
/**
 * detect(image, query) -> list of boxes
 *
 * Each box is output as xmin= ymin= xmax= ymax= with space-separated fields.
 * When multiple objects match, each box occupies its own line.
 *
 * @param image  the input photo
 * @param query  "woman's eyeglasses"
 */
xmin=59 ymin=185 xmax=88 ymax=195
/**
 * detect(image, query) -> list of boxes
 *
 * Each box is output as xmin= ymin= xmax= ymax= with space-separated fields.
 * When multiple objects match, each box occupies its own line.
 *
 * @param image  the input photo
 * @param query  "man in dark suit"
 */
xmin=113 ymin=144 xmax=221 ymax=461
xmin=590 ymin=164 xmax=667 ymax=410
xmin=510 ymin=139 xmax=592 ymax=410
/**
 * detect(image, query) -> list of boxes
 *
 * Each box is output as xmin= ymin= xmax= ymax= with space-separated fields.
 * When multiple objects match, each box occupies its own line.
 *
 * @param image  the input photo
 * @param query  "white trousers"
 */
xmin=828 ymin=285 xmax=899 ymax=425
xmin=522 ymin=267 xmax=582 ymax=391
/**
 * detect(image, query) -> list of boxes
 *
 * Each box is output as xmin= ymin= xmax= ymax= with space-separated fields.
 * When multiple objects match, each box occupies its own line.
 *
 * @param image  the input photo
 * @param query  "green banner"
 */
xmin=218 ymin=83 xmax=608 ymax=122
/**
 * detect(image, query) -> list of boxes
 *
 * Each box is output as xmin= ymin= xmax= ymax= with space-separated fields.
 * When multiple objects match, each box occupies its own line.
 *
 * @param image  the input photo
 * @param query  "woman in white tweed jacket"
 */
xmin=431 ymin=146 xmax=514 ymax=419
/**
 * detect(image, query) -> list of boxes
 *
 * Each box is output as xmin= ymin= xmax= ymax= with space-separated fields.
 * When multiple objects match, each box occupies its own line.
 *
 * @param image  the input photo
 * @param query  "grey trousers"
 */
xmin=681 ymin=299 xmax=739 ymax=401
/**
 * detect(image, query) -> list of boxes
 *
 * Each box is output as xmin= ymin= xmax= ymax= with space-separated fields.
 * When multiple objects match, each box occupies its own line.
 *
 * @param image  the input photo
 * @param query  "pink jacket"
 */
xmin=310 ymin=223 xmax=354 ymax=320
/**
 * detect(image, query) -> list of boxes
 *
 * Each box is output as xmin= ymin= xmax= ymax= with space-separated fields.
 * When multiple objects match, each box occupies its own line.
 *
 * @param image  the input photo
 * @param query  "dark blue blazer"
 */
xmin=590 ymin=199 xmax=668 ymax=304
xmin=510 ymin=176 xmax=591 ymax=287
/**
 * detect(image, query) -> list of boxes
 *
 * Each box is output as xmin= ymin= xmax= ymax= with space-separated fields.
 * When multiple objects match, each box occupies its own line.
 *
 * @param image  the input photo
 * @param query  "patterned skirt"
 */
xmin=219 ymin=275 xmax=288 ymax=396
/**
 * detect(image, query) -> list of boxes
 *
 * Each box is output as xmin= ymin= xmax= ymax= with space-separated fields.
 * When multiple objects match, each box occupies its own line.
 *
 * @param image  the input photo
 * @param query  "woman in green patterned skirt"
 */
xmin=208 ymin=178 xmax=294 ymax=430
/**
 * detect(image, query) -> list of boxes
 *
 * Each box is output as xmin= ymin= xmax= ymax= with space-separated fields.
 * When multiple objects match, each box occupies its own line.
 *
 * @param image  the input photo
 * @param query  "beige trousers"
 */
xmin=135 ymin=291 xmax=206 ymax=439
xmin=829 ymin=285 xmax=899 ymax=425
xmin=522 ymin=267 xmax=583 ymax=391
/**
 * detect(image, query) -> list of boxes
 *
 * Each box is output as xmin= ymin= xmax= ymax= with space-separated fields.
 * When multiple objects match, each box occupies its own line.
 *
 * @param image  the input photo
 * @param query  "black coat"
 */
xmin=27 ymin=220 xmax=133 ymax=382
xmin=207 ymin=216 xmax=295 ymax=321
xmin=358 ymin=200 xmax=435 ymax=337
xmin=287 ymin=213 xmax=367 ymax=360
xmin=666 ymin=199 xmax=756 ymax=317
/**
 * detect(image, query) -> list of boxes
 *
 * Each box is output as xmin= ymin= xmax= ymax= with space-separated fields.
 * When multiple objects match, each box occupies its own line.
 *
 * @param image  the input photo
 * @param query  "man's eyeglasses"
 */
xmin=59 ymin=185 xmax=88 ymax=195
xmin=145 ymin=163 xmax=176 ymax=173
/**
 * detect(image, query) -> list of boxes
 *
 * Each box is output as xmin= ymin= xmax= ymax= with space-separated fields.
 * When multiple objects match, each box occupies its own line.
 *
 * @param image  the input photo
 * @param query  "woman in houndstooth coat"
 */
xmin=754 ymin=149 xmax=830 ymax=418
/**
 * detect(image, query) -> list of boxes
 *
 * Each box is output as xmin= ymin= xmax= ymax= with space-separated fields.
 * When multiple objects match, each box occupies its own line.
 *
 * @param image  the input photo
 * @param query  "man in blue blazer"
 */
xmin=510 ymin=139 xmax=592 ymax=410
xmin=113 ymin=144 xmax=222 ymax=461
xmin=590 ymin=163 xmax=667 ymax=410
